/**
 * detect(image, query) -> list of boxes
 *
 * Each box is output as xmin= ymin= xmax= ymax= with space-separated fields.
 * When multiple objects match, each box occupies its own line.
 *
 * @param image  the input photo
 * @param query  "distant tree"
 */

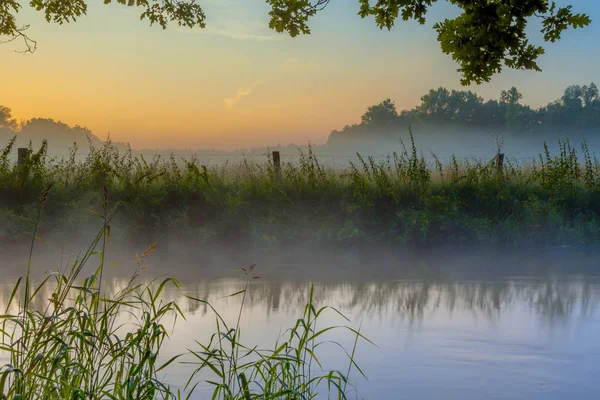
xmin=471 ymin=100 xmax=505 ymax=128
xmin=563 ymin=85 xmax=585 ymax=109
xmin=500 ymin=87 xmax=526 ymax=133
xmin=0 ymin=1 xmax=591 ymax=85
xmin=578 ymin=83 xmax=600 ymax=127
xmin=361 ymin=99 xmax=398 ymax=126
xmin=416 ymin=88 xmax=483 ymax=123
xmin=416 ymin=88 xmax=453 ymax=122
xmin=20 ymin=118 xmax=93 ymax=139
xmin=582 ymin=83 xmax=599 ymax=107
xmin=449 ymin=90 xmax=483 ymax=124
xmin=15 ymin=118 xmax=104 ymax=151
xmin=500 ymin=87 xmax=523 ymax=106
xmin=0 ymin=105 xmax=17 ymax=131
xmin=331 ymin=81 xmax=600 ymax=142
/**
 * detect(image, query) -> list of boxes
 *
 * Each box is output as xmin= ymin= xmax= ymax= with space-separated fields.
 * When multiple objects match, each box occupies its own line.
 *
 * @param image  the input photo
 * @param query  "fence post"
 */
xmin=272 ymin=151 xmax=282 ymax=182
xmin=17 ymin=148 xmax=29 ymax=167
xmin=495 ymin=152 xmax=504 ymax=177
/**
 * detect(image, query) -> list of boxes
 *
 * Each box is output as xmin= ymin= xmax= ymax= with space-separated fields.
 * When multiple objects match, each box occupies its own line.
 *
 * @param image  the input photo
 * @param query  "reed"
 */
xmin=0 ymin=187 xmax=369 ymax=399
xmin=1 ymin=136 xmax=599 ymax=246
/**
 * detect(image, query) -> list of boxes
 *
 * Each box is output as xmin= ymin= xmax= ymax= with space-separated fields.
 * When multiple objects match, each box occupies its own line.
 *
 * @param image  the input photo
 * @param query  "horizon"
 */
xmin=2 ymin=0 xmax=600 ymax=150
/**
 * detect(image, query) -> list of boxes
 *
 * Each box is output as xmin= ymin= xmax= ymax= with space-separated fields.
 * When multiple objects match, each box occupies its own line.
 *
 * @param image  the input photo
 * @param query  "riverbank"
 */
xmin=1 ymin=138 xmax=599 ymax=247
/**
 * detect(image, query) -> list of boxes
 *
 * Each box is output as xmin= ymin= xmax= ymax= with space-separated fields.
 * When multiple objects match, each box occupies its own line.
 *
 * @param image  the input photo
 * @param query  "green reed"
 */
xmin=0 ymin=186 xmax=369 ymax=399
xmin=1 ymin=135 xmax=600 ymax=246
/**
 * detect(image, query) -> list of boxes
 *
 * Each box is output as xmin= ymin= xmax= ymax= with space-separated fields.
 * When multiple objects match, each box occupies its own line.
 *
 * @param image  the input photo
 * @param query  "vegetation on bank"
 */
xmin=0 ymin=196 xmax=368 ymax=399
xmin=1 ymin=135 xmax=600 ymax=247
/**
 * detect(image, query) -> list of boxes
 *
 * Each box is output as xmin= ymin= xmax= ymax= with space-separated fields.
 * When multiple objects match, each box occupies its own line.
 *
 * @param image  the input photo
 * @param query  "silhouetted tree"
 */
xmin=582 ymin=83 xmax=599 ymax=107
xmin=500 ymin=87 xmax=525 ymax=133
xmin=19 ymin=118 xmax=100 ymax=148
xmin=361 ymin=99 xmax=398 ymax=126
xmin=0 ymin=106 xmax=17 ymax=131
xmin=416 ymin=88 xmax=453 ymax=122
xmin=417 ymin=88 xmax=483 ymax=123
xmin=330 ymin=81 xmax=600 ymax=140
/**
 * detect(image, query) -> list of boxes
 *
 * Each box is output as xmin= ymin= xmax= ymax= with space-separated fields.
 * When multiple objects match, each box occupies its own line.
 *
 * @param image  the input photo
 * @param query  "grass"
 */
xmin=1 ymin=133 xmax=600 ymax=247
xmin=0 ymin=187 xmax=370 ymax=399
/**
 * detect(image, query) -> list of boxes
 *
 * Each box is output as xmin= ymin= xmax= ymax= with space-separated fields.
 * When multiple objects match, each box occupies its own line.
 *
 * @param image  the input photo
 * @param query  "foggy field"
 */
xmin=4 ymin=0 xmax=600 ymax=398
xmin=2 ymin=136 xmax=600 ymax=248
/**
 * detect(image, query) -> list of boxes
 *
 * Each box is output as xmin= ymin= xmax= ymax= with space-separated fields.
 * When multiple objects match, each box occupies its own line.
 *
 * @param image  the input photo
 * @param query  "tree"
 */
xmin=500 ymin=87 xmax=525 ymax=133
xmin=0 ymin=1 xmax=591 ymax=85
xmin=19 ymin=118 xmax=99 ymax=145
xmin=474 ymin=100 xmax=505 ymax=128
xmin=0 ymin=105 xmax=17 ymax=131
xmin=500 ymin=87 xmax=523 ymax=106
xmin=361 ymin=99 xmax=398 ymax=126
xmin=582 ymin=83 xmax=599 ymax=107
xmin=417 ymin=88 xmax=453 ymax=122
xmin=417 ymin=88 xmax=483 ymax=123
xmin=558 ymin=83 xmax=600 ymax=128
xmin=562 ymin=85 xmax=584 ymax=110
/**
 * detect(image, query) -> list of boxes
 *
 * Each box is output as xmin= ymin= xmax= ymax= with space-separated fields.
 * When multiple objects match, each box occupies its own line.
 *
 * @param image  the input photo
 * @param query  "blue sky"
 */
xmin=2 ymin=0 xmax=599 ymax=148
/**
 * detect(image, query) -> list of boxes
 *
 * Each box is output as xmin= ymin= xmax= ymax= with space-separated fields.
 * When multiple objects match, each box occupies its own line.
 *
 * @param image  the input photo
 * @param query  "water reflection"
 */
xmin=3 ymin=276 xmax=598 ymax=327
xmin=178 ymin=278 xmax=600 ymax=325
xmin=2 ymin=249 xmax=600 ymax=399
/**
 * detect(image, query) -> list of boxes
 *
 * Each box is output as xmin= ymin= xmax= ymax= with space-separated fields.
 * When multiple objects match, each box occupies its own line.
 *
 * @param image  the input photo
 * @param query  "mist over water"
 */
xmin=2 ymin=234 xmax=600 ymax=399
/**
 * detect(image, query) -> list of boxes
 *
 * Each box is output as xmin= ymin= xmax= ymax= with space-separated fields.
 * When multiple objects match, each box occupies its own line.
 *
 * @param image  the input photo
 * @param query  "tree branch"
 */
xmin=0 ymin=25 xmax=37 ymax=54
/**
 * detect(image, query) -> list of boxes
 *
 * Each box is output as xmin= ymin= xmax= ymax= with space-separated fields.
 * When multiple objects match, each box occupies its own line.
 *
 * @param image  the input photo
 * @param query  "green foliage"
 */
xmin=186 ymin=280 xmax=369 ymax=399
xmin=0 ymin=1 xmax=590 ymax=84
xmin=2 ymin=137 xmax=600 ymax=247
xmin=416 ymin=87 xmax=483 ymax=123
xmin=270 ymin=0 xmax=591 ymax=84
xmin=0 ymin=196 xmax=368 ymax=399
xmin=361 ymin=99 xmax=398 ymax=126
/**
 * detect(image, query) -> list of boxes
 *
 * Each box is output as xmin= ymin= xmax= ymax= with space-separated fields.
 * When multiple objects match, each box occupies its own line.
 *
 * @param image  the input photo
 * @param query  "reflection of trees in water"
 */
xmin=182 ymin=278 xmax=600 ymax=325
xmin=2 ymin=277 xmax=599 ymax=327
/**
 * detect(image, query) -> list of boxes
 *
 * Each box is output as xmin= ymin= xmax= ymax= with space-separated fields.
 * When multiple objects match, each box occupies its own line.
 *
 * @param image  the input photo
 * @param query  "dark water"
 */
xmin=2 ymin=242 xmax=600 ymax=399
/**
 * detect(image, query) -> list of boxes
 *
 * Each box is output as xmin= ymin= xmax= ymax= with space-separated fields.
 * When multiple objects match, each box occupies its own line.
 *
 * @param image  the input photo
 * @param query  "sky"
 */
xmin=2 ymin=0 xmax=600 ymax=150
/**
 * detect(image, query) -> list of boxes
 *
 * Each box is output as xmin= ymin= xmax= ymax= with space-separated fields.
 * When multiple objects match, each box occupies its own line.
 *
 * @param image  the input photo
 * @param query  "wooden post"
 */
xmin=495 ymin=152 xmax=504 ymax=177
xmin=272 ymin=151 xmax=282 ymax=182
xmin=17 ymin=148 xmax=29 ymax=167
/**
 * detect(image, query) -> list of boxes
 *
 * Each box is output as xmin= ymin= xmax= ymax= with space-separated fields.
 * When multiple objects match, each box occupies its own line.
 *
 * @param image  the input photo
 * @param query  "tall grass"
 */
xmin=1 ymin=135 xmax=600 ymax=246
xmin=0 ymin=188 xmax=369 ymax=399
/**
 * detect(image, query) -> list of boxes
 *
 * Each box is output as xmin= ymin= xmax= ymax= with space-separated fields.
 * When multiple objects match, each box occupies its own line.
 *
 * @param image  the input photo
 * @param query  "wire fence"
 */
xmin=11 ymin=151 xmax=542 ymax=168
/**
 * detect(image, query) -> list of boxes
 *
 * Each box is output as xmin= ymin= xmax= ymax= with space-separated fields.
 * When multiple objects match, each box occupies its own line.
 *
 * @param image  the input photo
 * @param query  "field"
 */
xmin=1 ymin=134 xmax=600 ymax=247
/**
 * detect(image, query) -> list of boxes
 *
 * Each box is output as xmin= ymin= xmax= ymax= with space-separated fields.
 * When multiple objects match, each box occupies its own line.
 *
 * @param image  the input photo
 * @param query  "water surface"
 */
xmin=2 ymin=244 xmax=600 ymax=399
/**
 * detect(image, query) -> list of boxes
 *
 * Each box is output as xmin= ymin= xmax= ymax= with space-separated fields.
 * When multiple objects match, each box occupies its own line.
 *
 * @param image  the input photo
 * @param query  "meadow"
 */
xmin=1 ymin=133 xmax=600 ymax=248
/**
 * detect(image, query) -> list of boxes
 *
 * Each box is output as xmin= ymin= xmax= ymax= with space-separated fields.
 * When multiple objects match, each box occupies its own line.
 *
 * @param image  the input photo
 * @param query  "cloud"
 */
xmin=210 ymin=29 xmax=283 ymax=42
xmin=224 ymin=81 xmax=264 ymax=111
xmin=177 ymin=21 xmax=284 ymax=42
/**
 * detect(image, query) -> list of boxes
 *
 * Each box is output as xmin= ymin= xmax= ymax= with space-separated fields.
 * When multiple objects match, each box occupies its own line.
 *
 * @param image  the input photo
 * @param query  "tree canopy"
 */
xmin=0 ymin=106 xmax=17 ymax=131
xmin=0 ymin=1 xmax=591 ymax=85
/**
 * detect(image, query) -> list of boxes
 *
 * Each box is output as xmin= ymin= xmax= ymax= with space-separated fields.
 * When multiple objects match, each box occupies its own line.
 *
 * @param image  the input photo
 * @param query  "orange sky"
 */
xmin=2 ymin=0 xmax=599 ymax=149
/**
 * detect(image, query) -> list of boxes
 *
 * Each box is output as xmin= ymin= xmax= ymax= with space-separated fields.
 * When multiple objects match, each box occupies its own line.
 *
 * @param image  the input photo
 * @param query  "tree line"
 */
xmin=0 ymin=106 xmax=113 ymax=151
xmin=330 ymin=83 xmax=600 ymax=139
